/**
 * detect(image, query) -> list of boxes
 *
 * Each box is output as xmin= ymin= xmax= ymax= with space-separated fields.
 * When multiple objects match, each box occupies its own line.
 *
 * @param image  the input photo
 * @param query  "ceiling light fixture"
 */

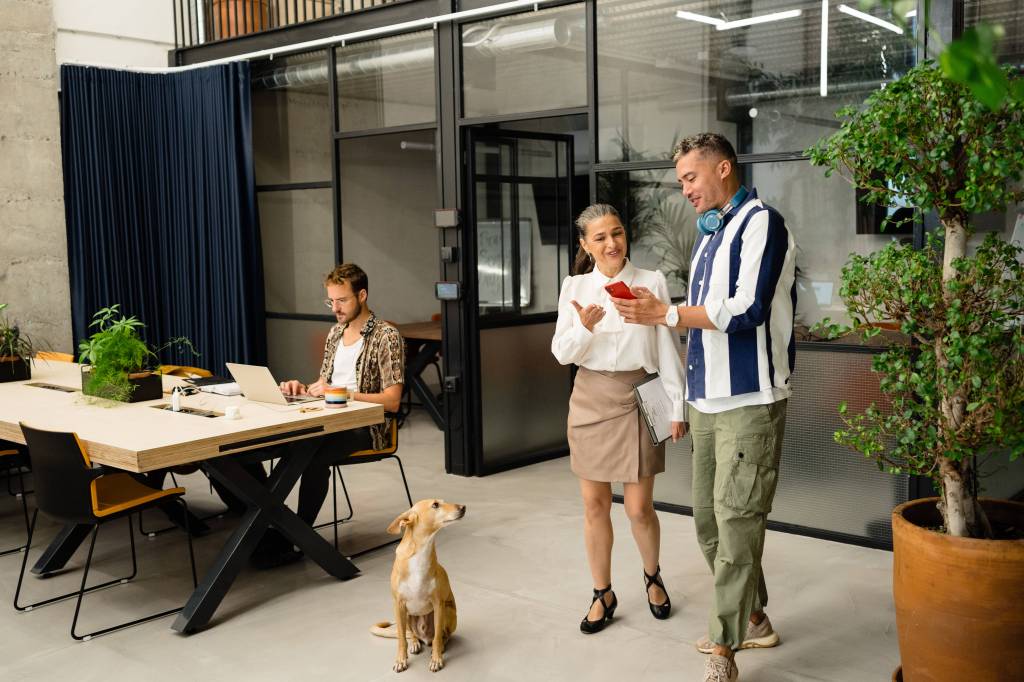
xmin=820 ymin=0 xmax=828 ymax=97
xmin=837 ymin=4 xmax=904 ymax=34
xmin=716 ymin=9 xmax=802 ymax=31
xmin=674 ymin=10 xmax=724 ymax=27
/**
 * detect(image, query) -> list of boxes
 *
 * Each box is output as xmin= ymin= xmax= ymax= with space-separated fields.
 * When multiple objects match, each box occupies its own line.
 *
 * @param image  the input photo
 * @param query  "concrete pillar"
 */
xmin=0 ymin=0 xmax=72 ymax=352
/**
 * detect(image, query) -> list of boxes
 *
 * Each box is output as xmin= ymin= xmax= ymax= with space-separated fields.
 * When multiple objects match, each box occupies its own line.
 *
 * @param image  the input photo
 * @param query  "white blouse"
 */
xmin=551 ymin=260 xmax=687 ymax=421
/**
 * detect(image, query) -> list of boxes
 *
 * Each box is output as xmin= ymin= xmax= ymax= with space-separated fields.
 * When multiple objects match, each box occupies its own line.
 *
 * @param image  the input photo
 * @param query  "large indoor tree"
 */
xmin=808 ymin=61 xmax=1024 ymax=538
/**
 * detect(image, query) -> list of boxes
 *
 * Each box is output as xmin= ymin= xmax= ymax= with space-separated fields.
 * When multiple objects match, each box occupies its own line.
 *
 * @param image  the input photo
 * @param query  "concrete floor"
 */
xmin=0 ymin=411 xmax=899 ymax=681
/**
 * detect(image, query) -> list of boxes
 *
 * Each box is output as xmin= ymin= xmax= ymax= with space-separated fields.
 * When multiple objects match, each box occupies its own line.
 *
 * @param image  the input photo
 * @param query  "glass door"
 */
xmin=465 ymin=128 xmax=575 ymax=473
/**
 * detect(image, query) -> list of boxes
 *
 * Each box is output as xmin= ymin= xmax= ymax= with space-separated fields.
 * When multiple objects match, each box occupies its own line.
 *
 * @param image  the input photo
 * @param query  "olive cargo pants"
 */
xmin=690 ymin=400 xmax=787 ymax=650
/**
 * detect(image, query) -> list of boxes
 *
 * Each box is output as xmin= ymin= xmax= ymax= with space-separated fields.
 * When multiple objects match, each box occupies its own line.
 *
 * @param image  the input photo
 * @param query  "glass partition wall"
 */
xmin=235 ymin=0 xmax=1019 ymax=547
xmin=252 ymin=34 xmax=438 ymax=386
xmin=460 ymin=3 xmax=589 ymax=474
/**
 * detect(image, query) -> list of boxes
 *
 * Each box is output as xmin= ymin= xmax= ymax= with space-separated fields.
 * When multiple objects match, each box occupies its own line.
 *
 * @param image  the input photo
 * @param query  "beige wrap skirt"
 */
xmin=567 ymin=367 xmax=665 ymax=483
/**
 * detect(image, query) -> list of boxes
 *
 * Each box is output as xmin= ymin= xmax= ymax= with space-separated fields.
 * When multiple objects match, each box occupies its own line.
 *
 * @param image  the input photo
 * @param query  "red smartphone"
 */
xmin=604 ymin=281 xmax=636 ymax=299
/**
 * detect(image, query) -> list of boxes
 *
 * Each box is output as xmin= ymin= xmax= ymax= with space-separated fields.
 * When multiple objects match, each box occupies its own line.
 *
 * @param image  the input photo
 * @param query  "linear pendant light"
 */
xmin=63 ymin=0 xmax=567 ymax=73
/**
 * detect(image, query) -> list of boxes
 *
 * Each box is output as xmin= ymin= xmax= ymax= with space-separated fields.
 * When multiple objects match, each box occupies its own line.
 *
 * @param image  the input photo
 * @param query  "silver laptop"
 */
xmin=225 ymin=363 xmax=319 ymax=406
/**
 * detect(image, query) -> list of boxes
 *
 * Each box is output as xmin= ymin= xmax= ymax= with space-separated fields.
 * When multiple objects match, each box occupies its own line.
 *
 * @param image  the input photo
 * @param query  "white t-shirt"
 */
xmin=330 ymin=336 xmax=364 ymax=388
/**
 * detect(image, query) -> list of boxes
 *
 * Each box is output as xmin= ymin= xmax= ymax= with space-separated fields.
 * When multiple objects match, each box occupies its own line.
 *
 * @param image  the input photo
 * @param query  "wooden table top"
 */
xmin=0 ymin=362 xmax=383 ymax=473
xmin=396 ymin=320 xmax=442 ymax=342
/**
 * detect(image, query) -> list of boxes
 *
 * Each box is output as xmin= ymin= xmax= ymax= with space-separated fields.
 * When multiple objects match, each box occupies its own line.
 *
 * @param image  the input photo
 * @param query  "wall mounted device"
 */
xmin=435 ymin=281 xmax=462 ymax=301
xmin=434 ymin=208 xmax=460 ymax=228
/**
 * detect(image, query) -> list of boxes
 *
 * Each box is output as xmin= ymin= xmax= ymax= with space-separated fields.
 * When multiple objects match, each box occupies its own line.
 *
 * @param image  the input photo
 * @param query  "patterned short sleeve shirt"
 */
xmin=319 ymin=313 xmax=405 ymax=449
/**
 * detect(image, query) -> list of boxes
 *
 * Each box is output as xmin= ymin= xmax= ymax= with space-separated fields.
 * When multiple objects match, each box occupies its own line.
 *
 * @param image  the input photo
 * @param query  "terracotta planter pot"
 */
xmin=892 ymin=497 xmax=1024 ymax=681
xmin=210 ymin=0 xmax=272 ymax=40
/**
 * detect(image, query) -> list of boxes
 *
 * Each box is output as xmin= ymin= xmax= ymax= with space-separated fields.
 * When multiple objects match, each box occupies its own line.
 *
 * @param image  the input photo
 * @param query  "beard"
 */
xmin=337 ymin=301 xmax=364 ymax=323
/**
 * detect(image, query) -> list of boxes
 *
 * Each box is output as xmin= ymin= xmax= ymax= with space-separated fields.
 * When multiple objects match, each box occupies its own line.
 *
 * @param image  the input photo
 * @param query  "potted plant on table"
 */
xmin=808 ymin=62 xmax=1024 ymax=681
xmin=0 ymin=304 xmax=39 ymax=383
xmin=78 ymin=305 xmax=197 ymax=403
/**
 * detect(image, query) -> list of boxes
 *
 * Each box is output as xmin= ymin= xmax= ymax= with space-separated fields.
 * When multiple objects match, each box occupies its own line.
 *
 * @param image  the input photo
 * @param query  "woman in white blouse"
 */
xmin=552 ymin=203 xmax=687 ymax=635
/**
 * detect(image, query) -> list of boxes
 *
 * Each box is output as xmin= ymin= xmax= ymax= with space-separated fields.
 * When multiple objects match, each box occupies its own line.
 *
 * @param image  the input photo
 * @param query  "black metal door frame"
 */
xmin=460 ymin=126 xmax=575 ymax=476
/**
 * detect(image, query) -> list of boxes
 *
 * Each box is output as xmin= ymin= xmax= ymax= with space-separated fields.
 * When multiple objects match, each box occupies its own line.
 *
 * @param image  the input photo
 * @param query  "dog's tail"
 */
xmin=371 ymin=621 xmax=418 ymax=640
xmin=370 ymin=621 xmax=397 ymax=638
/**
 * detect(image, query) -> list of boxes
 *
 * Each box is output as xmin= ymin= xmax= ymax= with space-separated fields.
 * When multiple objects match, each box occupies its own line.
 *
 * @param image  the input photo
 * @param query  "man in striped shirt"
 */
xmin=615 ymin=133 xmax=795 ymax=682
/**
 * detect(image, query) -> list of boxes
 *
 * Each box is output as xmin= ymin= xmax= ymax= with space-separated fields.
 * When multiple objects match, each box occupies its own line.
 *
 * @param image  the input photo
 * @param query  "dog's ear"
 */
xmin=386 ymin=509 xmax=416 ymax=535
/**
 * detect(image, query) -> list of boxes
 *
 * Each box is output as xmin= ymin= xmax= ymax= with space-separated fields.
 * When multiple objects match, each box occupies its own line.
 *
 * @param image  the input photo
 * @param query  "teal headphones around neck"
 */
xmin=697 ymin=186 xmax=749 ymax=236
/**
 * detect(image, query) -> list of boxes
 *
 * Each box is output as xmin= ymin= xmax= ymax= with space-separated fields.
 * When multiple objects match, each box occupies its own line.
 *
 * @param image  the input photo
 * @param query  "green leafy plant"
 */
xmin=807 ymin=61 xmax=1024 ymax=538
xmin=78 ymin=305 xmax=197 ymax=402
xmin=0 ymin=303 xmax=38 ymax=363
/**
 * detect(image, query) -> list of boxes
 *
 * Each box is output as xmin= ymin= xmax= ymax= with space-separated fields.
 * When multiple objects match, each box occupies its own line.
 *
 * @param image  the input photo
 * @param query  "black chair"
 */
xmin=14 ymin=423 xmax=198 ymax=641
xmin=0 ymin=446 xmax=29 ymax=556
xmin=314 ymin=414 xmax=413 ymax=558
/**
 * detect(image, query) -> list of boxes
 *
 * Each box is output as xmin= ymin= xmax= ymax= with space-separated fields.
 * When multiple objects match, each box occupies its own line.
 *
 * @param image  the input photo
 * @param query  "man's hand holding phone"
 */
xmin=613 ymin=286 xmax=669 ymax=326
xmin=604 ymin=281 xmax=636 ymax=300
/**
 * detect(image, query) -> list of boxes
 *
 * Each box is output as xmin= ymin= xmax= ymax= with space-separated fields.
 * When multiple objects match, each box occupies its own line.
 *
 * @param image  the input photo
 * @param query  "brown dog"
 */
xmin=370 ymin=499 xmax=465 ymax=673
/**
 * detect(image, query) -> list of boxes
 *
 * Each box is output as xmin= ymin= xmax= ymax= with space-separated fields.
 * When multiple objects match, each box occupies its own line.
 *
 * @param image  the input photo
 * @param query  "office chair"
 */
xmin=0 ymin=447 xmax=30 ymax=556
xmin=35 ymin=351 xmax=74 ymax=362
xmin=314 ymin=414 xmax=413 ymax=557
xmin=15 ymin=423 xmax=197 ymax=641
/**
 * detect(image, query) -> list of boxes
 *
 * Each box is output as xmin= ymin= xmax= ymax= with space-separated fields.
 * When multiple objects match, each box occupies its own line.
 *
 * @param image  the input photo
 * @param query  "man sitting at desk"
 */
xmin=253 ymin=263 xmax=404 ymax=568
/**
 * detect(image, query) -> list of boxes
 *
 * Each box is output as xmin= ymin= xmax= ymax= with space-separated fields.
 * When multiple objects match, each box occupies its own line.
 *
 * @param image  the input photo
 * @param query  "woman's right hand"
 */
xmin=571 ymin=300 xmax=606 ymax=332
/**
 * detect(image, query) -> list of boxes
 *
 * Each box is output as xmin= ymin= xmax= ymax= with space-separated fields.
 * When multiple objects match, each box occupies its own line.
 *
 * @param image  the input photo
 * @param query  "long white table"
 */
xmin=0 ymin=361 xmax=384 ymax=632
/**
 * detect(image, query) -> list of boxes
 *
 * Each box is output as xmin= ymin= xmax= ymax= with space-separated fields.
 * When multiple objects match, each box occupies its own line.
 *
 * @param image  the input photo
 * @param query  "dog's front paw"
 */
xmin=429 ymin=655 xmax=445 ymax=672
xmin=409 ymin=639 xmax=423 ymax=655
xmin=393 ymin=659 xmax=409 ymax=673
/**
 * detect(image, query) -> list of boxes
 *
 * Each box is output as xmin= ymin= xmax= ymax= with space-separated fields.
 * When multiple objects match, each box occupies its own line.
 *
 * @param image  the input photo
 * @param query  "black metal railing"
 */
xmin=173 ymin=0 xmax=397 ymax=49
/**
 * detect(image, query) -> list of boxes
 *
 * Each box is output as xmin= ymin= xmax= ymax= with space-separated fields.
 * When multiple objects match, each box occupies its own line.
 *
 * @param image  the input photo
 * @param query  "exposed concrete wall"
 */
xmin=0 ymin=0 xmax=72 ymax=352
xmin=0 ymin=2 xmax=176 ymax=354
xmin=54 ymin=0 xmax=174 ymax=68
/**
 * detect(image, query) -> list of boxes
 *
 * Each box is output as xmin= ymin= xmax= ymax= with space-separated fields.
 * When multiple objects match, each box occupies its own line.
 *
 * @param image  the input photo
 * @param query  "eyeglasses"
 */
xmin=323 ymin=297 xmax=351 ymax=309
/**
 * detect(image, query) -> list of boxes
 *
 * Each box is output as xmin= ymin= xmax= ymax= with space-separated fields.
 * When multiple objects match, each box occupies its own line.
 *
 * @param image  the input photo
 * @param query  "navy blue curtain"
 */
xmin=61 ymin=63 xmax=266 ymax=376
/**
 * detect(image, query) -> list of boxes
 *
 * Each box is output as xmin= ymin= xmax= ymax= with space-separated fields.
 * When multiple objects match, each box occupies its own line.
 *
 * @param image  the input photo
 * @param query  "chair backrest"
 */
xmin=158 ymin=365 xmax=212 ymax=378
xmin=19 ymin=423 xmax=100 ymax=524
xmin=36 ymin=351 xmax=74 ymax=362
xmin=350 ymin=413 xmax=399 ymax=458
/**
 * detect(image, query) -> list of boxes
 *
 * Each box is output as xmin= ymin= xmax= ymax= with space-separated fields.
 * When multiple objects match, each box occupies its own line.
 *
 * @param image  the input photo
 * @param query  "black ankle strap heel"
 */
xmin=579 ymin=585 xmax=617 ymax=634
xmin=644 ymin=566 xmax=672 ymax=620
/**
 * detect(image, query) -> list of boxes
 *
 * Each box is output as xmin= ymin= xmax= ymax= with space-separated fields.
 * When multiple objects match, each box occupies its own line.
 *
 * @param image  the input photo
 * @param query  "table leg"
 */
xmin=405 ymin=340 xmax=445 ymax=430
xmin=171 ymin=447 xmax=359 ymax=633
xmin=31 ymin=523 xmax=92 ymax=575
xmin=410 ymin=374 xmax=445 ymax=430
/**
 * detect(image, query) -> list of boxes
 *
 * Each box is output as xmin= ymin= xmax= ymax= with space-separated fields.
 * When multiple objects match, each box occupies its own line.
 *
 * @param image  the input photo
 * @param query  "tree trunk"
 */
xmin=938 ymin=214 xmax=972 ymax=537
xmin=939 ymin=456 xmax=971 ymax=537
xmin=941 ymin=214 xmax=968 ymax=281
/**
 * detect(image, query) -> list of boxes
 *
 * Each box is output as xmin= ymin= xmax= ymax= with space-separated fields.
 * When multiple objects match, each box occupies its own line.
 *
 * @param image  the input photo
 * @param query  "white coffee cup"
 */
xmin=224 ymin=405 xmax=241 ymax=420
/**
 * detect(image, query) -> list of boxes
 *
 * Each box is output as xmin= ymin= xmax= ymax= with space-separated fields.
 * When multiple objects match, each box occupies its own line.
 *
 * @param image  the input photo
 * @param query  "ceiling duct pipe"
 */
xmin=462 ymin=17 xmax=572 ymax=57
xmin=253 ymin=18 xmax=582 ymax=90
xmin=252 ymin=46 xmax=436 ymax=90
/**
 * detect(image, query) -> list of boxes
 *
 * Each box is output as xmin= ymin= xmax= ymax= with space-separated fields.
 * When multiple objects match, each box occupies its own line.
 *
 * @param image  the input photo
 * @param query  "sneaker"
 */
xmin=703 ymin=654 xmax=738 ymax=682
xmin=695 ymin=615 xmax=780 ymax=653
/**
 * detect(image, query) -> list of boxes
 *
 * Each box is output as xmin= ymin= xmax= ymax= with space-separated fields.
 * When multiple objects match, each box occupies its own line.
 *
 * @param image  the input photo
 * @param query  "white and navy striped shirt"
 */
xmin=686 ymin=188 xmax=796 ymax=412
